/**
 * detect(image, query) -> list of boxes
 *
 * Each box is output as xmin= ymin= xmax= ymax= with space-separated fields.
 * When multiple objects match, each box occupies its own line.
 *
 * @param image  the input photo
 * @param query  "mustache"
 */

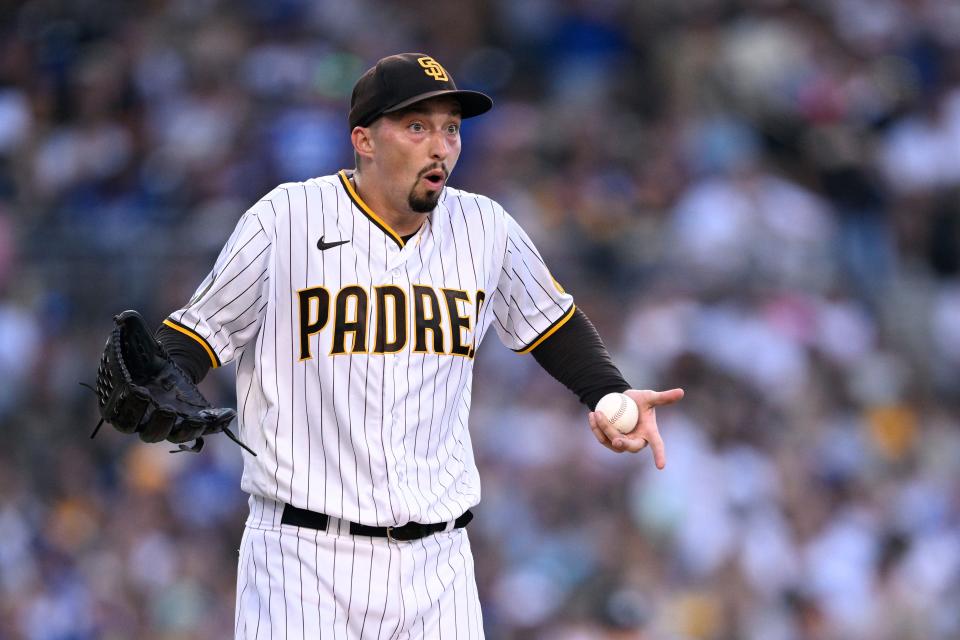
xmin=417 ymin=164 xmax=448 ymax=179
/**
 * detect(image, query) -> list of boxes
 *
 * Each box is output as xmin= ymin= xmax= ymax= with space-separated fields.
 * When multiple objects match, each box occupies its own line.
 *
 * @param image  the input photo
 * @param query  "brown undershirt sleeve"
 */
xmin=156 ymin=324 xmax=212 ymax=384
xmin=529 ymin=307 xmax=631 ymax=410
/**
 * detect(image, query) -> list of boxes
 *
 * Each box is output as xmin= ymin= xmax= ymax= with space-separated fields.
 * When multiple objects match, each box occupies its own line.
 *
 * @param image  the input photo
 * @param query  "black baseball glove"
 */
xmin=88 ymin=310 xmax=253 ymax=454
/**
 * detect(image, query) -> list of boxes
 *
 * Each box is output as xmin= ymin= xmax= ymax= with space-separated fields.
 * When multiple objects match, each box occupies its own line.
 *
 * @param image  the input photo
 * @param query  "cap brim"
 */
xmin=383 ymin=89 xmax=493 ymax=119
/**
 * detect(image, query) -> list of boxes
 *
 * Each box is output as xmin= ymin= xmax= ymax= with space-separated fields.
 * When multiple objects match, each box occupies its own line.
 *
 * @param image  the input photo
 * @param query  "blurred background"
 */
xmin=2 ymin=0 xmax=960 ymax=638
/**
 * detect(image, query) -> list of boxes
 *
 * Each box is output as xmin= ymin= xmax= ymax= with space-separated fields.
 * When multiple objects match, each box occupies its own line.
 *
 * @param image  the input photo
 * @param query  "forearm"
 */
xmin=155 ymin=324 xmax=212 ymax=384
xmin=530 ymin=307 xmax=630 ymax=409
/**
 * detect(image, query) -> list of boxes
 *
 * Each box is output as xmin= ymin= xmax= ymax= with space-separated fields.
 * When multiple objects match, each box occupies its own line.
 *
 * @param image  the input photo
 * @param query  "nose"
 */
xmin=429 ymin=131 xmax=451 ymax=161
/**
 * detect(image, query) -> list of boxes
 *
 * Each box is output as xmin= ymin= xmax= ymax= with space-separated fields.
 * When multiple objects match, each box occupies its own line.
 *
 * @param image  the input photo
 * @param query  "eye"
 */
xmin=447 ymin=123 xmax=460 ymax=135
xmin=409 ymin=122 xmax=425 ymax=133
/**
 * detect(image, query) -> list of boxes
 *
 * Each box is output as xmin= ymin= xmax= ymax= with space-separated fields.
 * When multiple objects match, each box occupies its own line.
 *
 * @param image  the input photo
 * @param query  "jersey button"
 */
xmin=391 ymin=269 xmax=400 ymax=277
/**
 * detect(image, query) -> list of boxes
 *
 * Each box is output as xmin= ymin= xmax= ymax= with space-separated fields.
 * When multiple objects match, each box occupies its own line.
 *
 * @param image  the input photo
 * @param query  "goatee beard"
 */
xmin=409 ymin=164 xmax=447 ymax=213
xmin=408 ymin=190 xmax=441 ymax=213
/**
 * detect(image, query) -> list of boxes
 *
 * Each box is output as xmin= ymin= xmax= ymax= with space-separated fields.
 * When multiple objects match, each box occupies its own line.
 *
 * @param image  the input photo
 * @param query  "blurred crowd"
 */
xmin=2 ymin=0 xmax=960 ymax=638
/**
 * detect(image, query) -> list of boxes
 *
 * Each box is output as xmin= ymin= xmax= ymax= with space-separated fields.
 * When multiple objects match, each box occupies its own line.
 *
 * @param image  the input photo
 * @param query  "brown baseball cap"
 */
xmin=349 ymin=53 xmax=493 ymax=129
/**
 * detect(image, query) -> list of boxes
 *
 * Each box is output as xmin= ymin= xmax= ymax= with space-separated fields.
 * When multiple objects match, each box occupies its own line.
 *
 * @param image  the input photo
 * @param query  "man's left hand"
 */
xmin=588 ymin=388 xmax=684 ymax=469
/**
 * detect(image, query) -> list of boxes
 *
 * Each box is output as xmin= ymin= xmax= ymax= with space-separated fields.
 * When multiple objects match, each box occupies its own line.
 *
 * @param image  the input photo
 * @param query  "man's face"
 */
xmin=367 ymin=96 xmax=462 ymax=214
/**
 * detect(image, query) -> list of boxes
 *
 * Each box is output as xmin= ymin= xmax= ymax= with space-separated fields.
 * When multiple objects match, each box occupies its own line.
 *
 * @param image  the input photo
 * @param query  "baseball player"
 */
xmin=96 ymin=53 xmax=683 ymax=639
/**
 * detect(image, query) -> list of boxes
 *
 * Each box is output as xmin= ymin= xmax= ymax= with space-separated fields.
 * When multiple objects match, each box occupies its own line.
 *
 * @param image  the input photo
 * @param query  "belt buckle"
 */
xmin=386 ymin=526 xmax=395 ymax=542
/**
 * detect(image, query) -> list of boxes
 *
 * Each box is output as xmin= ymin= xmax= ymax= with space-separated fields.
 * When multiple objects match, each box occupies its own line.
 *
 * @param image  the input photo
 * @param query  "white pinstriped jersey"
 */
xmin=165 ymin=170 xmax=574 ymax=526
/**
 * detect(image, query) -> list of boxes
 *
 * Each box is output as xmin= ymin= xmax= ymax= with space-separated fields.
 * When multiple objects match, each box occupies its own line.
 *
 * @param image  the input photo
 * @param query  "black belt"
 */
xmin=281 ymin=503 xmax=474 ymax=542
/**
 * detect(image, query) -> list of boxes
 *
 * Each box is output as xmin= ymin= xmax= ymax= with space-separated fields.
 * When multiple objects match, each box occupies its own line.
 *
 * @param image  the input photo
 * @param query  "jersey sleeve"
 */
xmin=490 ymin=211 xmax=575 ymax=353
xmin=163 ymin=200 xmax=274 ymax=367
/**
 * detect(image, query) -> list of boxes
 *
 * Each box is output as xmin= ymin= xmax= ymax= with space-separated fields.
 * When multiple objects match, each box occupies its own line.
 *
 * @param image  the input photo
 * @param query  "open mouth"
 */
xmin=422 ymin=170 xmax=446 ymax=188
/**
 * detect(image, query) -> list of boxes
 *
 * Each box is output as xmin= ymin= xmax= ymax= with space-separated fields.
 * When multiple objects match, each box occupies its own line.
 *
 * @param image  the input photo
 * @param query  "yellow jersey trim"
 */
xmin=162 ymin=318 xmax=221 ymax=368
xmin=515 ymin=303 xmax=576 ymax=354
xmin=338 ymin=170 xmax=405 ymax=249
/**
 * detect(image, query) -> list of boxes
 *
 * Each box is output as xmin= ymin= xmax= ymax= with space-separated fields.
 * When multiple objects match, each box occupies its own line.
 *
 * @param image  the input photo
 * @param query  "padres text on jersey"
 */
xmin=165 ymin=170 xmax=575 ymax=527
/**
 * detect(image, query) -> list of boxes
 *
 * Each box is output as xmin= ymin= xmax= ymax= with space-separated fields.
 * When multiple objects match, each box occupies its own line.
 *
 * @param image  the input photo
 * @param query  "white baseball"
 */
xmin=596 ymin=392 xmax=639 ymax=434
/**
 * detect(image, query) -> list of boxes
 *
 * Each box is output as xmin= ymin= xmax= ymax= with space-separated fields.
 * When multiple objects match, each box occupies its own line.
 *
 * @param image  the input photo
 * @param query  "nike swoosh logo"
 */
xmin=317 ymin=236 xmax=350 ymax=251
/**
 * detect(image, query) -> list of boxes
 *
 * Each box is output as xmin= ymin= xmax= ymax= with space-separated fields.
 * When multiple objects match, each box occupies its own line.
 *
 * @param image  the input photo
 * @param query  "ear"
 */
xmin=351 ymin=126 xmax=375 ymax=162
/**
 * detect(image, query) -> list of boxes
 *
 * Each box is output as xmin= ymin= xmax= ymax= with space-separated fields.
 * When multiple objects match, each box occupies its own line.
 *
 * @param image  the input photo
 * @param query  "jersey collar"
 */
xmin=338 ymin=170 xmax=408 ymax=249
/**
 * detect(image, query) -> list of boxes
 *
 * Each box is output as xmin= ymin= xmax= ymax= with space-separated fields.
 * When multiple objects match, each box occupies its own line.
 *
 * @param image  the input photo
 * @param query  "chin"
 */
xmin=409 ymin=190 xmax=442 ymax=213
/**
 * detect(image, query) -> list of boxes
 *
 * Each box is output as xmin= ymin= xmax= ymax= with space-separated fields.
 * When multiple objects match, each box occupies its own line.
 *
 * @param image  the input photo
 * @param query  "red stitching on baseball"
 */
xmin=612 ymin=396 xmax=626 ymax=423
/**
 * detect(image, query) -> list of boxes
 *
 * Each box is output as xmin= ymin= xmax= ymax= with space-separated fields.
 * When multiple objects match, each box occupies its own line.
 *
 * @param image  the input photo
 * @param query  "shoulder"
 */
xmin=263 ymin=175 xmax=342 ymax=205
xmin=249 ymin=174 xmax=344 ymax=224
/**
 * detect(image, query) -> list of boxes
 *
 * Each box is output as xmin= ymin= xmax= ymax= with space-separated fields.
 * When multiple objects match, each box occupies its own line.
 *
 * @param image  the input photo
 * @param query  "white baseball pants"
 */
xmin=235 ymin=496 xmax=484 ymax=639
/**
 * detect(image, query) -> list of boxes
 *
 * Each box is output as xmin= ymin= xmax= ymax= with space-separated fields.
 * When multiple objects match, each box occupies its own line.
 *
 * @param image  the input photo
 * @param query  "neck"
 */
xmin=351 ymin=169 xmax=428 ymax=237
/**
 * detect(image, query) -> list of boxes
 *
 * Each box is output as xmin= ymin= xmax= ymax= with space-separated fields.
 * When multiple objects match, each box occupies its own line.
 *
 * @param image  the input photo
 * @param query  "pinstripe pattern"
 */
xmin=236 ymin=497 xmax=482 ymax=639
xmin=169 ymin=174 xmax=570 ymax=638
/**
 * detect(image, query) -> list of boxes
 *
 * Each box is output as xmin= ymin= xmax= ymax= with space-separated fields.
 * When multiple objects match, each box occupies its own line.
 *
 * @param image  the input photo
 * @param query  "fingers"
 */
xmin=589 ymin=409 xmax=666 ymax=468
xmin=588 ymin=412 xmax=619 ymax=452
xmin=592 ymin=410 xmax=627 ymax=451
xmin=590 ymin=411 xmax=647 ymax=453
xmin=650 ymin=388 xmax=684 ymax=406
xmin=617 ymin=434 xmax=650 ymax=454
xmin=594 ymin=410 xmax=624 ymax=444
xmin=588 ymin=387 xmax=681 ymax=466
xmin=648 ymin=426 xmax=666 ymax=470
